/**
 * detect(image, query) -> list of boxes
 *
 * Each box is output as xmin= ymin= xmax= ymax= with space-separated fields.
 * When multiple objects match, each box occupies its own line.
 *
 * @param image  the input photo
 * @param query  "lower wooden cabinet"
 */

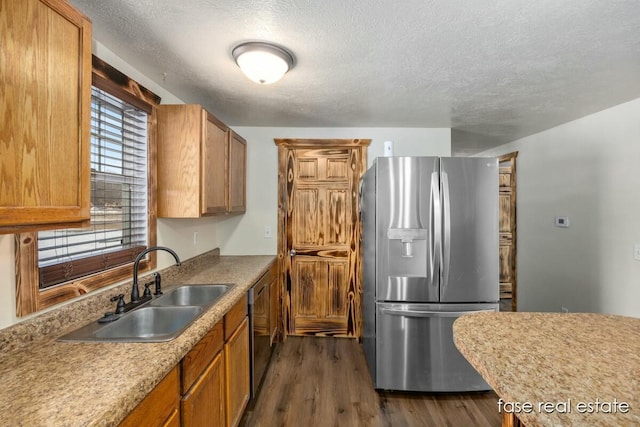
xmin=182 ymin=351 xmax=225 ymax=426
xmin=224 ymin=316 xmax=250 ymax=427
xmin=181 ymin=321 xmax=225 ymax=426
xmin=119 ymin=366 xmax=180 ymax=427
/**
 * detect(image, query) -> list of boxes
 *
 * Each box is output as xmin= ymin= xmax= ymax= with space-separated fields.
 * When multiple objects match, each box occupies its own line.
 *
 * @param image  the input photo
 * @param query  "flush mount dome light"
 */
xmin=232 ymin=42 xmax=295 ymax=84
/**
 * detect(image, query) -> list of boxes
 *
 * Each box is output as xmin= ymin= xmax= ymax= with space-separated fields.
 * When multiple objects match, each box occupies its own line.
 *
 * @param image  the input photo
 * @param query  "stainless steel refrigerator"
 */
xmin=361 ymin=156 xmax=499 ymax=392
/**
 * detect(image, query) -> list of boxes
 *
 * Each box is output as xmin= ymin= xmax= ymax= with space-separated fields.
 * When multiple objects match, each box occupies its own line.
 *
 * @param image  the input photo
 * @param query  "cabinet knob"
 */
xmin=289 ymin=249 xmax=297 ymax=257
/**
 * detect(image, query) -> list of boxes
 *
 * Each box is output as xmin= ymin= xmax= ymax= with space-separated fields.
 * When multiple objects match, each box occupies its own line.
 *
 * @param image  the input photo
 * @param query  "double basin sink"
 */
xmin=59 ymin=284 xmax=231 ymax=343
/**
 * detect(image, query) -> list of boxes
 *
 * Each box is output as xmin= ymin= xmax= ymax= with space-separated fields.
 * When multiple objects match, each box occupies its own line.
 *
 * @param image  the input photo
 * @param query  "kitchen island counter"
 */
xmin=453 ymin=312 xmax=640 ymax=427
xmin=0 ymin=250 xmax=275 ymax=427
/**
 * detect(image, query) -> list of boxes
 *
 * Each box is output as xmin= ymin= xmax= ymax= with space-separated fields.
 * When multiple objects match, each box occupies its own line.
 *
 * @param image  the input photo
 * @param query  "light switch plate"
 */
xmin=264 ymin=225 xmax=272 ymax=239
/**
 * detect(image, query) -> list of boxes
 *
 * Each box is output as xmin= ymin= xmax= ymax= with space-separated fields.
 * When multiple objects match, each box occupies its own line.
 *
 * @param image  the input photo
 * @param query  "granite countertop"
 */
xmin=0 ymin=251 xmax=275 ymax=427
xmin=453 ymin=312 xmax=640 ymax=427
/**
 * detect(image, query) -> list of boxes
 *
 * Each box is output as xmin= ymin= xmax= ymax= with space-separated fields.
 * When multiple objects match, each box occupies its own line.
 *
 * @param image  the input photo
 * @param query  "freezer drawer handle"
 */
xmin=380 ymin=308 xmax=495 ymax=318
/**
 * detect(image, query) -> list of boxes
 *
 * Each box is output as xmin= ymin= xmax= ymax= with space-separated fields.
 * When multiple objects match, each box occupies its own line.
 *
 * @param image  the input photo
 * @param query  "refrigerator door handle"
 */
xmin=429 ymin=171 xmax=440 ymax=289
xmin=380 ymin=308 xmax=496 ymax=318
xmin=441 ymin=171 xmax=451 ymax=291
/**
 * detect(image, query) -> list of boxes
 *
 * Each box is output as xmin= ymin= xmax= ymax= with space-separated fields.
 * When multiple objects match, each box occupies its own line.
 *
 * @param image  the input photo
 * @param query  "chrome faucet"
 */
xmin=131 ymin=246 xmax=181 ymax=303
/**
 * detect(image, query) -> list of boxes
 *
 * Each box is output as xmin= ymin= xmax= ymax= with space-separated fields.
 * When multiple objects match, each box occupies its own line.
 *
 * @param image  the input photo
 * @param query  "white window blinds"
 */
xmin=37 ymin=86 xmax=148 ymax=288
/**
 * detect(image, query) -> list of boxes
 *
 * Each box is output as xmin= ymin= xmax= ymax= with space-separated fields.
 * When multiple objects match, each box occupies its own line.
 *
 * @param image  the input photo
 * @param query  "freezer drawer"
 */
xmin=375 ymin=302 xmax=497 ymax=392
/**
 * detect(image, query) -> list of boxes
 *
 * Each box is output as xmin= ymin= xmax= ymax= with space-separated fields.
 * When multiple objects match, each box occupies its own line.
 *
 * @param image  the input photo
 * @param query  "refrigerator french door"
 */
xmin=361 ymin=156 xmax=499 ymax=392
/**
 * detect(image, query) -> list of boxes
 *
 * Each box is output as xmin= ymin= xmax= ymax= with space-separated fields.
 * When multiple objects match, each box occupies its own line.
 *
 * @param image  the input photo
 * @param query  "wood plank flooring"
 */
xmin=242 ymin=337 xmax=501 ymax=427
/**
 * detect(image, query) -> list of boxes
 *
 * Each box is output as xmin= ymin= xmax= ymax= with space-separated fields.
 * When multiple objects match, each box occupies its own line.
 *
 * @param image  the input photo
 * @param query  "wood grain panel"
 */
xmin=225 ymin=317 xmax=250 ymax=427
xmin=326 ymin=158 xmax=348 ymax=179
xmin=499 ymin=194 xmax=512 ymax=232
xmin=202 ymin=115 xmax=228 ymax=214
xmin=327 ymin=261 xmax=348 ymax=318
xmin=181 ymin=321 xmax=224 ymax=394
xmin=0 ymin=0 xmax=91 ymax=232
xmin=181 ymin=351 xmax=225 ymax=427
xmin=292 ymin=258 xmax=320 ymax=318
xmin=228 ymin=131 xmax=246 ymax=213
xmin=157 ymin=104 xmax=203 ymax=218
xmin=499 ymin=170 xmax=512 ymax=190
xmin=293 ymin=189 xmax=320 ymax=245
xmin=224 ymin=294 xmax=248 ymax=340
xmin=327 ymin=190 xmax=349 ymax=245
xmin=499 ymin=246 xmax=513 ymax=282
xmin=297 ymin=159 xmax=318 ymax=179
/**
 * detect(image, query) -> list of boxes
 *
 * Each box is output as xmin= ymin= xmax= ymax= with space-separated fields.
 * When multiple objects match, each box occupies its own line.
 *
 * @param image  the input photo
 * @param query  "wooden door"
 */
xmin=499 ymin=152 xmax=518 ymax=312
xmin=276 ymin=139 xmax=370 ymax=338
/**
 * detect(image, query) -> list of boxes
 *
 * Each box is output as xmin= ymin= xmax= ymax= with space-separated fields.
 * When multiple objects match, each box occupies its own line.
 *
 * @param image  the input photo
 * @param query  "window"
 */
xmin=16 ymin=56 xmax=161 ymax=316
xmin=37 ymin=87 xmax=149 ymax=288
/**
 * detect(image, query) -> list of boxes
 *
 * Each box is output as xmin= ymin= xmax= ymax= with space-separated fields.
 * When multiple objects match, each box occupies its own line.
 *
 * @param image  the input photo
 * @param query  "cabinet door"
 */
xmin=224 ymin=317 xmax=250 ymax=427
xmin=157 ymin=104 xmax=204 ymax=218
xmin=228 ymin=131 xmax=246 ymax=213
xmin=182 ymin=351 xmax=225 ymax=427
xmin=119 ymin=366 xmax=180 ymax=427
xmin=202 ymin=112 xmax=228 ymax=215
xmin=0 ymin=0 xmax=91 ymax=233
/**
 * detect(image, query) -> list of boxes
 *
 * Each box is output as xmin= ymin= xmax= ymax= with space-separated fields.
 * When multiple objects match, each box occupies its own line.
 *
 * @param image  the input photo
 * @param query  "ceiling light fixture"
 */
xmin=232 ymin=42 xmax=295 ymax=85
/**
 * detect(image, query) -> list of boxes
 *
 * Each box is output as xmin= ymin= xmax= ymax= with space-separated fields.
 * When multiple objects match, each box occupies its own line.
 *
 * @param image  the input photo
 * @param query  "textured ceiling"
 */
xmin=70 ymin=0 xmax=640 ymax=155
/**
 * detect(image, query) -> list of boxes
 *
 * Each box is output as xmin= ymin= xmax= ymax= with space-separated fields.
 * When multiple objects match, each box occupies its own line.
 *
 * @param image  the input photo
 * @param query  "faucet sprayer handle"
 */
xmin=154 ymin=273 xmax=163 ymax=295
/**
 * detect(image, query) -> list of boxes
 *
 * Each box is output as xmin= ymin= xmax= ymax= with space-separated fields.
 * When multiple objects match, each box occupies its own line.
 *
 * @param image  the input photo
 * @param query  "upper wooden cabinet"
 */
xmin=157 ymin=105 xmax=246 ymax=217
xmin=0 ymin=0 xmax=92 ymax=234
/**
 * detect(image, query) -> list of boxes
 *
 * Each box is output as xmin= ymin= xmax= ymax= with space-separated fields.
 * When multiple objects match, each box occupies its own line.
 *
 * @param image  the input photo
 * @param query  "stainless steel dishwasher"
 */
xmin=248 ymin=272 xmax=273 ymax=402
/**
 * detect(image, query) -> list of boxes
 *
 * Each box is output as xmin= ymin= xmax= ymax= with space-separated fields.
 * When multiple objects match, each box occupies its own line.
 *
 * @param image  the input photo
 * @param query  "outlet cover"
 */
xmin=264 ymin=226 xmax=272 ymax=239
xmin=555 ymin=216 xmax=570 ymax=228
xmin=634 ymin=243 xmax=640 ymax=261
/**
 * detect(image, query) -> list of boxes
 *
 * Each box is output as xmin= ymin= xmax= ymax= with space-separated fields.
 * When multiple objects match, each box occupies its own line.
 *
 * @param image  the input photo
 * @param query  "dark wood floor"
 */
xmin=242 ymin=337 xmax=501 ymax=427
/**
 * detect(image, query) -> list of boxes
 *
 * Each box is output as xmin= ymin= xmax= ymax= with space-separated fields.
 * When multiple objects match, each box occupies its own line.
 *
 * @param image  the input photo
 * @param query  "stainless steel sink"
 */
xmin=93 ymin=306 xmax=203 ymax=342
xmin=58 ymin=284 xmax=233 ymax=343
xmin=150 ymin=284 xmax=231 ymax=307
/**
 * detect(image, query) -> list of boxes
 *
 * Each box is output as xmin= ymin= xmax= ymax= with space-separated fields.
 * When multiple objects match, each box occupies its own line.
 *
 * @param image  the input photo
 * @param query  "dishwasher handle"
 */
xmin=380 ymin=308 xmax=495 ymax=318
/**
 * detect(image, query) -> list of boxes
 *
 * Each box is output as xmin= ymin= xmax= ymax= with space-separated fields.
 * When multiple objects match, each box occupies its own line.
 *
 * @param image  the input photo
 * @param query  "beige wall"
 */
xmin=479 ymin=97 xmax=640 ymax=317
xmin=215 ymin=127 xmax=451 ymax=255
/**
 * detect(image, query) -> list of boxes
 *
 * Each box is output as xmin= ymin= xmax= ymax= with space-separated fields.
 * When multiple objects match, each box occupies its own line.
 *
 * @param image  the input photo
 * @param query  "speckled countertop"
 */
xmin=0 ymin=250 xmax=275 ymax=427
xmin=453 ymin=312 xmax=640 ymax=427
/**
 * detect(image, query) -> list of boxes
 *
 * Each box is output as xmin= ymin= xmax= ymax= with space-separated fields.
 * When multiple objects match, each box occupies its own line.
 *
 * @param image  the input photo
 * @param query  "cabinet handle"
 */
xmin=289 ymin=249 xmax=297 ymax=257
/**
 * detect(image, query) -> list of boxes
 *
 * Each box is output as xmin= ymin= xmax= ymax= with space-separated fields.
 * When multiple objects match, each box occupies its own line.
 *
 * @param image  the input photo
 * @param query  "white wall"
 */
xmin=480 ymin=97 xmax=640 ymax=317
xmin=216 ymin=127 xmax=451 ymax=255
